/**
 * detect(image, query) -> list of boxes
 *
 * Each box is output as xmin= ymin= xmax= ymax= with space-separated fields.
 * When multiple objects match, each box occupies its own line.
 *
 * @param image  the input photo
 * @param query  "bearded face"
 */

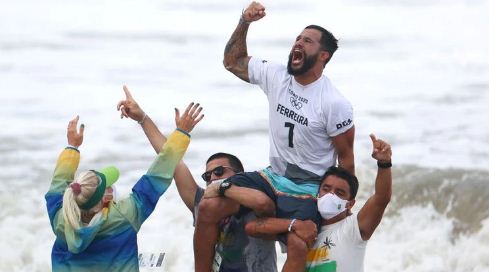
xmin=287 ymin=49 xmax=319 ymax=76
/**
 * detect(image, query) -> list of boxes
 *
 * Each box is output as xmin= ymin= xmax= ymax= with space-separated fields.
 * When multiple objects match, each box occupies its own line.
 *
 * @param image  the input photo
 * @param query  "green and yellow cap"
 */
xmin=79 ymin=166 xmax=120 ymax=210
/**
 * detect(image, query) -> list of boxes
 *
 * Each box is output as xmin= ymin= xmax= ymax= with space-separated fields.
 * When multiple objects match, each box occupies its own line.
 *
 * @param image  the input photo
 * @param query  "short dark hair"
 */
xmin=206 ymin=152 xmax=244 ymax=173
xmin=305 ymin=25 xmax=338 ymax=66
xmin=321 ymin=166 xmax=359 ymax=199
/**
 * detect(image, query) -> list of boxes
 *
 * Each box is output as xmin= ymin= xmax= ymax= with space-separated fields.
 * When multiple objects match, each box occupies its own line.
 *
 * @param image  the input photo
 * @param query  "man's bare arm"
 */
xmin=137 ymin=113 xmax=201 ymax=211
xmin=203 ymin=183 xmax=275 ymax=217
xmin=332 ymin=126 xmax=355 ymax=174
xmin=357 ymin=134 xmax=392 ymax=240
xmin=245 ymin=217 xmax=317 ymax=247
xmin=223 ymin=1 xmax=266 ymax=82
xmin=117 ymin=86 xmax=203 ymax=211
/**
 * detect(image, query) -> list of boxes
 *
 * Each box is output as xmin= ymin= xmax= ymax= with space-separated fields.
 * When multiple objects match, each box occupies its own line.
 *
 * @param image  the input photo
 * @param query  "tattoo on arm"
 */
xmin=224 ymin=23 xmax=249 ymax=57
xmin=224 ymin=21 xmax=251 ymax=82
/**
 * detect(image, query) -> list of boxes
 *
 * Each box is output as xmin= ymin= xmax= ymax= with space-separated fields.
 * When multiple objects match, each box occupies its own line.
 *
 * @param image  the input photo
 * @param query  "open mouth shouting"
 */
xmin=291 ymin=48 xmax=304 ymax=67
xmin=287 ymin=46 xmax=317 ymax=76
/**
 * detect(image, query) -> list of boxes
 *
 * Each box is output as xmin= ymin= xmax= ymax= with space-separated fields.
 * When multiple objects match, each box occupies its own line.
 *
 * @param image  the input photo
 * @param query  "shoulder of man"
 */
xmin=250 ymin=57 xmax=287 ymax=73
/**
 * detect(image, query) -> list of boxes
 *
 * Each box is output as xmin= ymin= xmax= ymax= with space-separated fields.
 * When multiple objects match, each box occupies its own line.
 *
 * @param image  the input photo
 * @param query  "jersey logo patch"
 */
xmin=290 ymin=96 xmax=303 ymax=110
xmin=336 ymin=119 xmax=352 ymax=130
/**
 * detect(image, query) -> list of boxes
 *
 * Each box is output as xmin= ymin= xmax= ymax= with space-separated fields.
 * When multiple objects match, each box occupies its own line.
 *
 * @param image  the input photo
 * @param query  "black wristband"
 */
xmin=219 ymin=181 xmax=232 ymax=197
xmin=377 ymin=161 xmax=392 ymax=168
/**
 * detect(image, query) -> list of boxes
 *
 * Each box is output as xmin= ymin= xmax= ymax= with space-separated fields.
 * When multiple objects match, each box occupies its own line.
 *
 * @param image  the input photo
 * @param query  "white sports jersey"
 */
xmin=248 ymin=57 xmax=354 ymax=182
xmin=306 ymin=215 xmax=367 ymax=272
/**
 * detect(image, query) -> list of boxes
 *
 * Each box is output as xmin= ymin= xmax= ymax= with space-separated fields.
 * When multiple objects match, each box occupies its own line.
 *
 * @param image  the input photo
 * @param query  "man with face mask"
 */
xmin=246 ymin=134 xmax=392 ymax=271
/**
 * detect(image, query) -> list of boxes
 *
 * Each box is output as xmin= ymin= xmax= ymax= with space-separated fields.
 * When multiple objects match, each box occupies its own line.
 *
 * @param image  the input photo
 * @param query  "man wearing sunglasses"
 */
xmin=117 ymin=86 xmax=279 ymax=272
xmin=201 ymin=165 xmax=236 ymax=182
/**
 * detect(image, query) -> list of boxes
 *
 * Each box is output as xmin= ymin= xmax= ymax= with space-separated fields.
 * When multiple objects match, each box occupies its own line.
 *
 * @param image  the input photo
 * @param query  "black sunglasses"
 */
xmin=201 ymin=166 xmax=237 ymax=182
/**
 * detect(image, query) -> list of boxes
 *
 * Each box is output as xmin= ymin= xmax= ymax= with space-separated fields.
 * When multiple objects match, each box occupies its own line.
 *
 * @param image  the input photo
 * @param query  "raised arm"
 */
xmin=145 ymin=107 xmax=202 ymax=180
xmin=45 ymin=116 xmax=84 ymax=225
xmin=117 ymin=85 xmax=166 ymax=152
xmin=117 ymin=86 xmax=204 ymax=211
xmin=49 ymin=116 xmax=84 ymax=192
xmin=223 ymin=1 xmax=266 ymax=82
xmin=118 ymin=102 xmax=204 ymax=229
xmin=332 ymin=126 xmax=355 ymax=174
xmin=357 ymin=134 xmax=392 ymax=240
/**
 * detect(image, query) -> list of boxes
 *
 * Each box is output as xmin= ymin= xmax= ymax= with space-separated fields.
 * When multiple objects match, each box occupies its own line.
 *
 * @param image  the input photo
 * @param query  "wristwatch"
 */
xmin=218 ymin=180 xmax=232 ymax=197
xmin=377 ymin=161 xmax=392 ymax=168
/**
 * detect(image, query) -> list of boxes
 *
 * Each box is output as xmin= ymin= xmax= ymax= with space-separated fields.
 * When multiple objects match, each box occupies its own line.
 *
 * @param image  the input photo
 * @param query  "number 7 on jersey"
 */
xmin=285 ymin=122 xmax=294 ymax=148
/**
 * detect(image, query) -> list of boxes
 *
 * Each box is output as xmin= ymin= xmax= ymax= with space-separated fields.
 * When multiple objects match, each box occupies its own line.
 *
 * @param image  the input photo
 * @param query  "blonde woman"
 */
xmin=45 ymin=101 xmax=203 ymax=271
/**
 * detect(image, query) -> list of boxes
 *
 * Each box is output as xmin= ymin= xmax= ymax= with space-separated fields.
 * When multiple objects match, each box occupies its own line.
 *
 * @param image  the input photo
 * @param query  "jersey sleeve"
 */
xmin=326 ymin=96 xmax=354 ymax=137
xmin=350 ymin=214 xmax=365 ymax=244
xmin=115 ymin=129 xmax=191 ymax=231
xmin=45 ymin=147 xmax=80 ymax=230
xmin=248 ymin=57 xmax=283 ymax=96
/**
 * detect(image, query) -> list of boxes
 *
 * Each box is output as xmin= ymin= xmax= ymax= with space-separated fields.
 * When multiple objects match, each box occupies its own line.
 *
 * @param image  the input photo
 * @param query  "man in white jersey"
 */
xmin=194 ymin=2 xmax=355 ymax=271
xmin=246 ymin=134 xmax=392 ymax=272
xmin=223 ymin=1 xmax=355 ymax=177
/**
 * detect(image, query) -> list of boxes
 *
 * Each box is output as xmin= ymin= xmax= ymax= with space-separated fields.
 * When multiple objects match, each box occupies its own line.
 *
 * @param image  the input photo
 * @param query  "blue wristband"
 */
xmin=66 ymin=145 xmax=79 ymax=152
xmin=176 ymin=128 xmax=191 ymax=138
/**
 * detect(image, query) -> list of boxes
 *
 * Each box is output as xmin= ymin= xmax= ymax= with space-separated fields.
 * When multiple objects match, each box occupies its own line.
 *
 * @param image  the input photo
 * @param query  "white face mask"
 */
xmin=317 ymin=193 xmax=348 ymax=220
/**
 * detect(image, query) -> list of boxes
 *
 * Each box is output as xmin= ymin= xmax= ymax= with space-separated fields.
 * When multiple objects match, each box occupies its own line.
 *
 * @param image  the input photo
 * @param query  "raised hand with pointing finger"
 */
xmin=117 ymin=85 xmax=146 ymax=124
xmin=116 ymin=85 xmax=204 ymax=133
xmin=369 ymin=134 xmax=392 ymax=164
